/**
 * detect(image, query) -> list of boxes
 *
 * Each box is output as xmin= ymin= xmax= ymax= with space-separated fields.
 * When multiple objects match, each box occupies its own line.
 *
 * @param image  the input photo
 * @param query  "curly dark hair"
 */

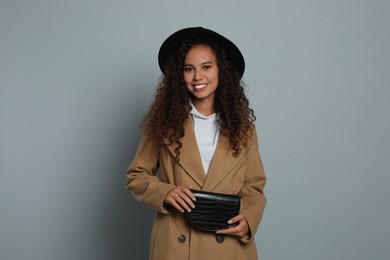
xmin=141 ymin=39 xmax=256 ymax=159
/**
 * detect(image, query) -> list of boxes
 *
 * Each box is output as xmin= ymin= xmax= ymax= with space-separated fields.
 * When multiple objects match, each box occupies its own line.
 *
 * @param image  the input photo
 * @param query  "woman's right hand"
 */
xmin=164 ymin=186 xmax=196 ymax=213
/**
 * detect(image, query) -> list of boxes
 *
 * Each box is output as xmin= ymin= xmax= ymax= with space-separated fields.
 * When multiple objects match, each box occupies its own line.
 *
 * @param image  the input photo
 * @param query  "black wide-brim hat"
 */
xmin=158 ymin=27 xmax=245 ymax=78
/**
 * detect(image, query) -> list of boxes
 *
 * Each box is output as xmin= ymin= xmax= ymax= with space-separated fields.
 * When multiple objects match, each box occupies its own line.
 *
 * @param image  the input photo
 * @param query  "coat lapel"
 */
xmin=165 ymin=116 xmax=206 ymax=187
xmin=202 ymin=135 xmax=247 ymax=191
xmin=164 ymin=115 xmax=248 ymax=190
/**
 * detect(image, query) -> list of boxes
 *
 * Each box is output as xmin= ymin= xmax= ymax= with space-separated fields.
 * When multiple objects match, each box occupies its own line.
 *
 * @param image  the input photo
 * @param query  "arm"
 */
xmin=125 ymin=133 xmax=176 ymax=214
xmin=216 ymin=132 xmax=267 ymax=242
xmin=238 ymin=132 xmax=267 ymax=242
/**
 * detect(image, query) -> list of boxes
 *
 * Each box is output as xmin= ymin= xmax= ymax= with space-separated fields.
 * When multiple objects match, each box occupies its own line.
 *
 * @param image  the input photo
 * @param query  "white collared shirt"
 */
xmin=189 ymin=103 xmax=220 ymax=175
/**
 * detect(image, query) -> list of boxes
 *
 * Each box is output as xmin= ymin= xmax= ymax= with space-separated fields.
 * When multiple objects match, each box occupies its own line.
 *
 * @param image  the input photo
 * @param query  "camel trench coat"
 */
xmin=126 ymin=117 xmax=267 ymax=260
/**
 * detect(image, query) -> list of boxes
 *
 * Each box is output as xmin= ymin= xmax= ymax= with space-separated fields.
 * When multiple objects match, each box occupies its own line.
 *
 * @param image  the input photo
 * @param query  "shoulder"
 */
xmin=242 ymin=127 xmax=263 ymax=158
xmin=246 ymin=126 xmax=260 ymax=145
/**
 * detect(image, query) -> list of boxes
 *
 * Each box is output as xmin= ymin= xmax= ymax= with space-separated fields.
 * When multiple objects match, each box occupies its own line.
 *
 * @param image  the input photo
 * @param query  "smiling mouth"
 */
xmin=193 ymin=83 xmax=207 ymax=91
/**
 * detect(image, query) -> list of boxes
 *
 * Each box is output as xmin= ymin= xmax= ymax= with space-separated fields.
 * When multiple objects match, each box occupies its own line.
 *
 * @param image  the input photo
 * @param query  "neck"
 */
xmin=192 ymin=99 xmax=215 ymax=116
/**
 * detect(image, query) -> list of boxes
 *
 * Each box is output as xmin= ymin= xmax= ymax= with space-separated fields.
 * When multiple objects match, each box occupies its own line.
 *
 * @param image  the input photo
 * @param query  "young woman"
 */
xmin=126 ymin=27 xmax=267 ymax=260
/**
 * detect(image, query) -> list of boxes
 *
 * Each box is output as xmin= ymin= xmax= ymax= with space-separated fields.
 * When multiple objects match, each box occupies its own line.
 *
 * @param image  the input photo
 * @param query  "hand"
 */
xmin=164 ymin=186 xmax=196 ymax=213
xmin=216 ymin=215 xmax=249 ymax=238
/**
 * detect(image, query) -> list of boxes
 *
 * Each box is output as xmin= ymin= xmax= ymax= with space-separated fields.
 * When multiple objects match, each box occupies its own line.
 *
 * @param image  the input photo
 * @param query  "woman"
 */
xmin=126 ymin=27 xmax=266 ymax=260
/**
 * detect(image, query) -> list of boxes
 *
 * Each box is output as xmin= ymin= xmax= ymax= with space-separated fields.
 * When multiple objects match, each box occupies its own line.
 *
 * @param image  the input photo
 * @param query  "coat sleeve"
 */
xmin=125 ymin=133 xmax=176 ymax=214
xmin=238 ymin=132 xmax=267 ymax=243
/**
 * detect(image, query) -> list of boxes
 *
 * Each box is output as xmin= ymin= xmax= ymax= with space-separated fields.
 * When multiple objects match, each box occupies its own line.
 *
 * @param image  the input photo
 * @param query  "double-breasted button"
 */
xmin=216 ymin=235 xmax=224 ymax=244
xmin=178 ymin=234 xmax=186 ymax=243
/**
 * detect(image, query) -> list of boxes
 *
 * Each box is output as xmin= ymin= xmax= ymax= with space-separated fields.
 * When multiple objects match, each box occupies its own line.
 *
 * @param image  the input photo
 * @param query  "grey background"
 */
xmin=1 ymin=0 xmax=389 ymax=259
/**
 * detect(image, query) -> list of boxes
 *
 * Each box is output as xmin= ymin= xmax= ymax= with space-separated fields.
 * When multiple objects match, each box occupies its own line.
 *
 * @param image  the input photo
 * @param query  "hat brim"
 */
xmin=158 ymin=27 xmax=245 ymax=78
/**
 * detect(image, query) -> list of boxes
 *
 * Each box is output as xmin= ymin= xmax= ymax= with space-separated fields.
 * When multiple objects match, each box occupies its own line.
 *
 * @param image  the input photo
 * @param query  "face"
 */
xmin=183 ymin=44 xmax=219 ymax=108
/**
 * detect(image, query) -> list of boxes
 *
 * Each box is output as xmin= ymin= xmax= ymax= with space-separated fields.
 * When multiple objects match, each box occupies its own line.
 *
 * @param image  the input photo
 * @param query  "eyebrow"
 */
xmin=184 ymin=61 xmax=214 ymax=66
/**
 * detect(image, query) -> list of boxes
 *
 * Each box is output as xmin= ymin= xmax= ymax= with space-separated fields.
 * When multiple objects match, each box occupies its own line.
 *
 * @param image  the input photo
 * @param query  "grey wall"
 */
xmin=1 ymin=0 xmax=389 ymax=259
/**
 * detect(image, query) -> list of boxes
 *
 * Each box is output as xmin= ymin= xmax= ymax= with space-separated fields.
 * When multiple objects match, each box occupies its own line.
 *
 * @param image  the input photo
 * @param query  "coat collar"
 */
xmin=164 ymin=115 xmax=247 ymax=190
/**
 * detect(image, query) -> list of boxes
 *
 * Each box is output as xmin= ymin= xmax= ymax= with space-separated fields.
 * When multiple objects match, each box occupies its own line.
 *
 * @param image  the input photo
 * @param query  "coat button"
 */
xmin=216 ymin=235 xmax=224 ymax=243
xmin=178 ymin=234 xmax=186 ymax=243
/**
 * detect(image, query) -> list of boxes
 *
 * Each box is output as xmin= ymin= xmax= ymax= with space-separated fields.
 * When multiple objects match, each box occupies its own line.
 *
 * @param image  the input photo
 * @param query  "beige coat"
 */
xmin=126 ymin=117 xmax=267 ymax=260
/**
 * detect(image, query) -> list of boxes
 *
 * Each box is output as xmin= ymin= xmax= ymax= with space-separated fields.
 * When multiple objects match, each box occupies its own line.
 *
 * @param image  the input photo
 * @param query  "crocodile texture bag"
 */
xmin=185 ymin=189 xmax=241 ymax=232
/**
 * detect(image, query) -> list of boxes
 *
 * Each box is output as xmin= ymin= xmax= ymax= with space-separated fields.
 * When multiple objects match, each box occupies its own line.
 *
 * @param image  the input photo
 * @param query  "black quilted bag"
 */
xmin=185 ymin=189 xmax=241 ymax=232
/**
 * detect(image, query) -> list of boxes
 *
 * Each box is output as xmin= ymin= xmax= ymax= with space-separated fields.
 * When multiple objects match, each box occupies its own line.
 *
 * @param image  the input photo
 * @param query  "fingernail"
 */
xmin=228 ymin=220 xmax=232 ymax=224
xmin=188 ymin=209 xmax=191 ymax=212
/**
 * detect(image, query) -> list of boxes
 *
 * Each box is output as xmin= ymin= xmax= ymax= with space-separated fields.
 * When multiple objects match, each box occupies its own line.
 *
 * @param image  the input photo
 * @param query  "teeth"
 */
xmin=194 ymin=84 xmax=207 ymax=90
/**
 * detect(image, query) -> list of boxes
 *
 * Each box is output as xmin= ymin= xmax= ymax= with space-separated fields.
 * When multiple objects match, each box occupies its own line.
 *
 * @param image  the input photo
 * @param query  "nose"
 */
xmin=193 ymin=69 xmax=203 ymax=81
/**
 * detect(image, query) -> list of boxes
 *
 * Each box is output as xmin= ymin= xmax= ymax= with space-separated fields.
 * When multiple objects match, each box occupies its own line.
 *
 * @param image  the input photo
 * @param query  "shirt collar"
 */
xmin=189 ymin=102 xmax=217 ymax=120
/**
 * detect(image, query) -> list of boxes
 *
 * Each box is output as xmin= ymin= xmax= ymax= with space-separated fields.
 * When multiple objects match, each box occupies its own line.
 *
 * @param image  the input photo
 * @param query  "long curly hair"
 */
xmin=141 ymin=39 xmax=256 ymax=159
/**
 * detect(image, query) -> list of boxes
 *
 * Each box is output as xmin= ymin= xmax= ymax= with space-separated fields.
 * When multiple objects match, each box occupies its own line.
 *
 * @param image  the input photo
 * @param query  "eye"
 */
xmin=202 ymin=65 xmax=211 ymax=70
xmin=184 ymin=67 xmax=193 ymax=72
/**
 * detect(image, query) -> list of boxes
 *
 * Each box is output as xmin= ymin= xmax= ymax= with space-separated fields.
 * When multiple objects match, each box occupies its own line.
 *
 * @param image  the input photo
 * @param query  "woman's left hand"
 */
xmin=215 ymin=214 xmax=249 ymax=238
